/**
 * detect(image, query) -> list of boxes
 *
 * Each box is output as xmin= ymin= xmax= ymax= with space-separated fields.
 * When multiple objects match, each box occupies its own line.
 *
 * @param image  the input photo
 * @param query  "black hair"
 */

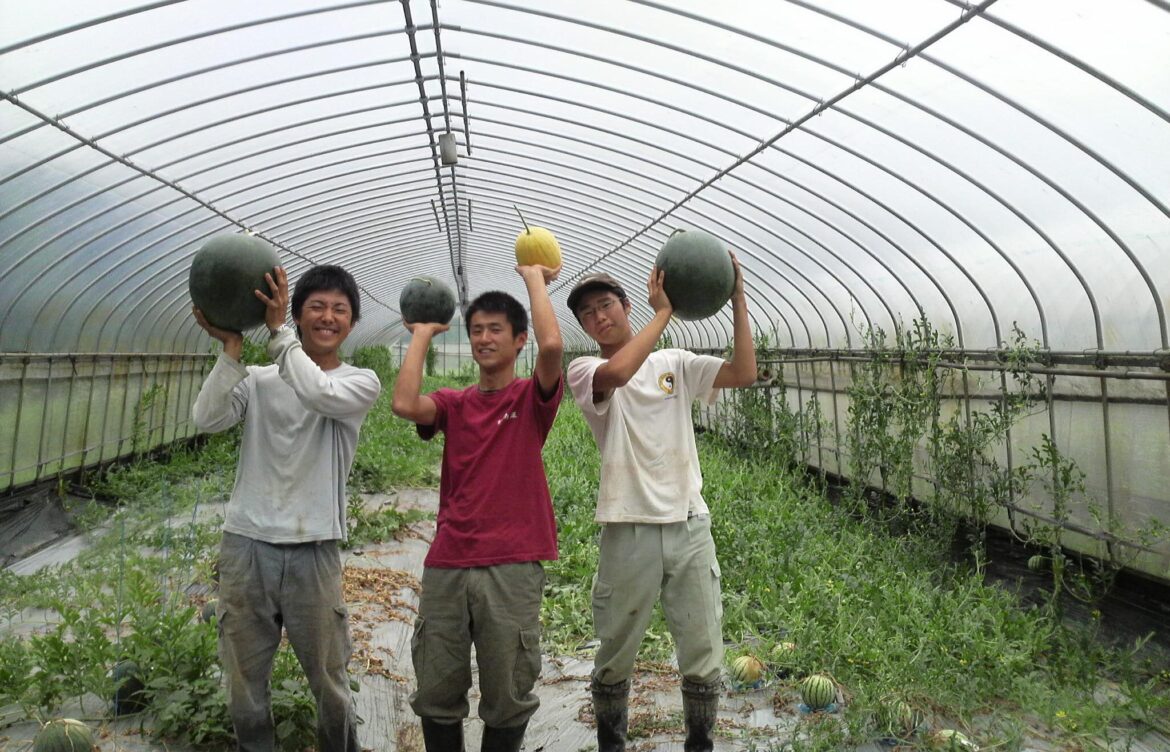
xmin=464 ymin=290 xmax=527 ymax=337
xmin=291 ymin=265 xmax=361 ymax=323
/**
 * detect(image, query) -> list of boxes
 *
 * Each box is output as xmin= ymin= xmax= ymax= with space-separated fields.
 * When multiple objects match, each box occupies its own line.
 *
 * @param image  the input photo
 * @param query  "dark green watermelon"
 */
xmin=189 ymin=233 xmax=280 ymax=332
xmin=111 ymin=659 xmax=148 ymax=716
xmin=399 ymin=276 xmax=456 ymax=325
xmin=654 ymin=228 xmax=735 ymax=320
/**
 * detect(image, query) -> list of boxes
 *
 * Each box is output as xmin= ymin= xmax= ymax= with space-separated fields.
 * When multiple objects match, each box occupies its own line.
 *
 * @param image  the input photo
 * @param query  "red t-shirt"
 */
xmin=419 ymin=375 xmax=563 ymax=567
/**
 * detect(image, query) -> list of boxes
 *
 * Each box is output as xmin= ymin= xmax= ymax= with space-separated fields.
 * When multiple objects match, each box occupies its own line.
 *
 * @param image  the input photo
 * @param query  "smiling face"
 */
xmin=468 ymin=310 xmax=526 ymax=373
xmin=576 ymin=288 xmax=632 ymax=348
xmin=294 ymin=289 xmax=353 ymax=359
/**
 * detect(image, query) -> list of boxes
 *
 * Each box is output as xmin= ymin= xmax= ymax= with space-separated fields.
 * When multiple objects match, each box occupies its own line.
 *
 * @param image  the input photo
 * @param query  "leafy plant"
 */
xmin=345 ymin=493 xmax=429 ymax=548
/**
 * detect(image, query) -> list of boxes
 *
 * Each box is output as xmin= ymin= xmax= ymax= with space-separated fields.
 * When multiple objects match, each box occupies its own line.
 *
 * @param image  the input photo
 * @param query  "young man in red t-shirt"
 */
xmin=391 ymin=263 xmax=563 ymax=752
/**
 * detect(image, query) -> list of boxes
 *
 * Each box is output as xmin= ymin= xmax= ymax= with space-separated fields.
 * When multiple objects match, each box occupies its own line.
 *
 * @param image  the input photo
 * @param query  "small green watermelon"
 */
xmin=930 ymin=729 xmax=977 ymax=750
xmin=882 ymin=698 xmax=923 ymax=738
xmin=1027 ymin=554 xmax=1048 ymax=572
xmin=399 ymin=276 xmax=456 ymax=325
xmin=800 ymin=673 xmax=835 ymax=710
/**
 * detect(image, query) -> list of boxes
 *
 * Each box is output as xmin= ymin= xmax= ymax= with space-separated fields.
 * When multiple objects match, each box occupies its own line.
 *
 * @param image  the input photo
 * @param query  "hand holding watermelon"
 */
xmin=403 ymin=320 xmax=450 ymax=336
xmin=192 ymin=306 xmax=244 ymax=346
xmin=729 ymin=250 xmax=746 ymax=303
xmin=516 ymin=261 xmax=562 ymax=285
xmin=646 ymin=265 xmax=673 ymax=316
xmin=253 ymin=266 xmax=289 ymax=332
xmin=192 ymin=306 xmax=244 ymax=362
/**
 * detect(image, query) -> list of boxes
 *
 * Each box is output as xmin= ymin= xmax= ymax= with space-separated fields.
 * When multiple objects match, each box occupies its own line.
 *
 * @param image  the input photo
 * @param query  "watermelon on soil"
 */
xmin=800 ymin=673 xmax=836 ymax=710
xmin=930 ymin=729 xmax=977 ymax=750
xmin=111 ymin=659 xmax=148 ymax=716
xmin=729 ymin=654 xmax=765 ymax=684
xmin=33 ymin=718 xmax=95 ymax=752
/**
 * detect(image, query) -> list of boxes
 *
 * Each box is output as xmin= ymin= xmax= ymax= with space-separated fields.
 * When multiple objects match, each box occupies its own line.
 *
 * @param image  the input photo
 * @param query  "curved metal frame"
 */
xmin=0 ymin=6 xmax=1161 ymax=352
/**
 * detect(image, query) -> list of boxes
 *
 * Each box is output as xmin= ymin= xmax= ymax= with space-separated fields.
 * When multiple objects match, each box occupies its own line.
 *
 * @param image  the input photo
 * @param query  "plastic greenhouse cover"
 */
xmin=0 ymin=0 xmax=1167 ymax=354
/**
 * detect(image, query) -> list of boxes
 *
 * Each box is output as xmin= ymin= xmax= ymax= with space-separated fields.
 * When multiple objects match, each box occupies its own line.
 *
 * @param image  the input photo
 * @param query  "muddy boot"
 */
xmin=480 ymin=722 xmax=527 ymax=752
xmin=591 ymin=678 xmax=630 ymax=752
xmin=420 ymin=718 xmax=464 ymax=752
xmin=681 ymin=679 xmax=720 ymax=752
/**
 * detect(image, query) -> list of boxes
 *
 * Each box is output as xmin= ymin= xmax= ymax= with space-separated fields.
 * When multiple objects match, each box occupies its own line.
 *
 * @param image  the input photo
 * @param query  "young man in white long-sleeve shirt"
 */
xmin=192 ymin=264 xmax=380 ymax=752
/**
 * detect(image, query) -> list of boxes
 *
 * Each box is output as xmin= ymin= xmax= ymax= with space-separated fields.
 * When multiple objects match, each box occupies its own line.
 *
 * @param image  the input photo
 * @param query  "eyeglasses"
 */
xmin=579 ymin=297 xmax=620 ymax=321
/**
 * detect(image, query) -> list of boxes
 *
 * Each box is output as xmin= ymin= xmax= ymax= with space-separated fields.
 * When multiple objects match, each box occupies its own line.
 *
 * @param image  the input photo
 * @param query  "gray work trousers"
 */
xmin=409 ymin=562 xmax=546 ymax=728
xmin=592 ymin=515 xmax=724 ymax=686
xmin=216 ymin=532 xmax=358 ymax=752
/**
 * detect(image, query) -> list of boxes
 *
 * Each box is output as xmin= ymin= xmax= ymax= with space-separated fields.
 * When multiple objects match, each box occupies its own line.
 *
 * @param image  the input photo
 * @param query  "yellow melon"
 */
xmin=513 ymin=206 xmax=562 ymax=268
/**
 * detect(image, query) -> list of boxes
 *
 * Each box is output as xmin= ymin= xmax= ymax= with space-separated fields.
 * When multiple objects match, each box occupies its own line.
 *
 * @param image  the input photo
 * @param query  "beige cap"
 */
xmin=567 ymin=272 xmax=627 ymax=316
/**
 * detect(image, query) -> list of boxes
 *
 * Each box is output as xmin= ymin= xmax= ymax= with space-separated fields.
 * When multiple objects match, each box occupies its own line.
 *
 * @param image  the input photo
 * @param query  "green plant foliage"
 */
xmin=239 ymin=337 xmax=269 ymax=366
xmin=349 ymin=373 xmax=465 ymax=492
xmin=345 ymin=494 xmax=430 ymax=548
xmin=845 ymin=316 xmax=953 ymax=515
xmin=349 ymin=344 xmax=395 ymax=377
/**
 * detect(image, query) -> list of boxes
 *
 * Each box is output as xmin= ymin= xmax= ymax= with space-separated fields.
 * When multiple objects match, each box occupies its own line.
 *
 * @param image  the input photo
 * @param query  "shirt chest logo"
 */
xmin=658 ymin=372 xmax=675 ymax=396
xmin=497 ymin=410 xmax=519 ymax=425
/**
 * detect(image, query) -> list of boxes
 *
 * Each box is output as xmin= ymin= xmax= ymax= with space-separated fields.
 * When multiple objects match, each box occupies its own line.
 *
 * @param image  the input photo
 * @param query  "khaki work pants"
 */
xmin=216 ymin=532 xmax=358 ymax=752
xmin=591 ymin=515 xmax=724 ymax=686
xmin=409 ymin=562 xmax=546 ymax=728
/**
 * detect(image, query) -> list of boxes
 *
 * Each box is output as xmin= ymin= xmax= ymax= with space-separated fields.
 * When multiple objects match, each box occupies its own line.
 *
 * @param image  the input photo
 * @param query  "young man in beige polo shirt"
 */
xmin=565 ymin=258 xmax=756 ymax=752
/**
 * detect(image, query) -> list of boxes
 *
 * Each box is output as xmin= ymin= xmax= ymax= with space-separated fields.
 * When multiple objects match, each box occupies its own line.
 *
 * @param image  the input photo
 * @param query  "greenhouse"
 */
xmin=1 ymin=1 xmax=1168 ymax=750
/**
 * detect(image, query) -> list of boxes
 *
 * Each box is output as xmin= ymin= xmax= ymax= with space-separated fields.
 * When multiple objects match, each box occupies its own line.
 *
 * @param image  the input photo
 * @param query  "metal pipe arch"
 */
xmin=458 ymin=165 xmax=838 ymax=346
xmin=447 ymin=3 xmax=1145 ymax=350
xmin=449 ymin=57 xmax=968 ymax=345
xmin=6 ymin=0 xmax=1151 ymax=353
xmin=11 ymin=0 xmax=400 ymax=96
xmin=466 ymin=106 xmax=925 ymax=331
xmin=776 ymin=0 xmax=1162 ymax=348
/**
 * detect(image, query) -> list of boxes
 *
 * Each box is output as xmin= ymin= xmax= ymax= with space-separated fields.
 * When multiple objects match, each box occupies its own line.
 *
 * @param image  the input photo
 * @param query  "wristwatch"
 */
xmin=269 ymin=323 xmax=289 ymax=339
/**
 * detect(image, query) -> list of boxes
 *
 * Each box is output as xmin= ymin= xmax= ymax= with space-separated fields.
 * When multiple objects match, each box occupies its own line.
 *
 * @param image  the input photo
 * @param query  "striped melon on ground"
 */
xmin=800 ymin=673 xmax=835 ymax=710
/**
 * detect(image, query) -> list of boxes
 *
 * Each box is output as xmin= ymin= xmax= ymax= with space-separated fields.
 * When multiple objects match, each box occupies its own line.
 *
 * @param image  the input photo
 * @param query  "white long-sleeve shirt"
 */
xmin=192 ymin=328 xmax=381 ymax=543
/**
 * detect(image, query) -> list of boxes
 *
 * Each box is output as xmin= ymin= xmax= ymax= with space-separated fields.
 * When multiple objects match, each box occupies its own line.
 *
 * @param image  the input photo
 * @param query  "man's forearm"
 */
xmin=391 ymin=331 xmax=433 ymax=415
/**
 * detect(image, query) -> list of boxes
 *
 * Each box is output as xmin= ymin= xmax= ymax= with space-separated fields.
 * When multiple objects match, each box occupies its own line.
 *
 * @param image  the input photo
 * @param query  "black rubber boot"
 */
xmin=420 ymin=718 xmax=465 ymax=752
xmin=480 ymin=722 xmax=527 ymax=752
xmin=681 ymin=679 xmax=720 ymax=752
xmin=590 ymin=678 xmax=631 ymax=752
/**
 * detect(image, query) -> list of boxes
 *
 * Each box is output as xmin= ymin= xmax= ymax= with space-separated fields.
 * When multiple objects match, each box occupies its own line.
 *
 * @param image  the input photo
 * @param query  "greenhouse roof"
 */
xmin=1 ymin=0 xmax=1167 ymax=354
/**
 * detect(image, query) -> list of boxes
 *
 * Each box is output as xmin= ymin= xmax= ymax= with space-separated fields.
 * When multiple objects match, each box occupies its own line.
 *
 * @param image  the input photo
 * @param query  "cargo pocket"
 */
xmin=710 ymin=561 xmax=723 ymax=623
xmin=215 ymin=608 xmax=230 ymax=667
xmin=409 ymin=617 xmax=427 ymax=683
xmin=591 ymin=577 xmax=615 ymax=640
xmin=333 ymin=605 xmax=353 ymax=658
xmin=511 ymin=627 xmax=542 ymax=697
